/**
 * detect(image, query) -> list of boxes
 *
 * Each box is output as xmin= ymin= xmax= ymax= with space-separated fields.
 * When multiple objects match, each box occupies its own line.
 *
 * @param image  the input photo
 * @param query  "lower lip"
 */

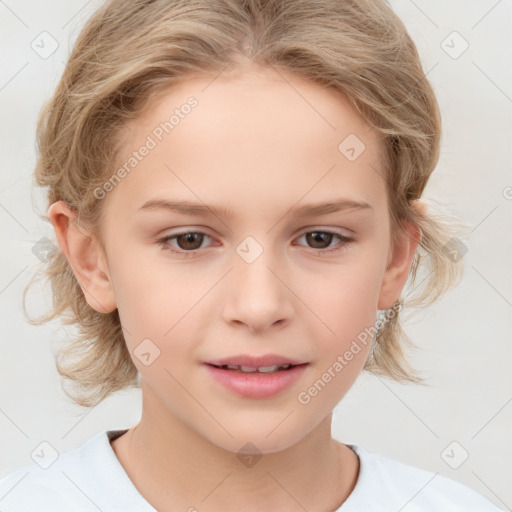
xmin=203 ymin=364 xmax=309 ymax=399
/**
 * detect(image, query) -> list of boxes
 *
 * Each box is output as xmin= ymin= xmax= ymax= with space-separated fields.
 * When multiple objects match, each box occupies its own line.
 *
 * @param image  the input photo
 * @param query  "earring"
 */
xmin=375 ymin=298 xmax=403 ymax=341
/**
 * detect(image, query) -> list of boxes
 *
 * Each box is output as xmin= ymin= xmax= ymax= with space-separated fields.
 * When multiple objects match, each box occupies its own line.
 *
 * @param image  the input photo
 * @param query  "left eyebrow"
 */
xmin=291 ymin=199 xmax=373 ymax=217
xmin=137 ymin=197 xmax=373 ymax=220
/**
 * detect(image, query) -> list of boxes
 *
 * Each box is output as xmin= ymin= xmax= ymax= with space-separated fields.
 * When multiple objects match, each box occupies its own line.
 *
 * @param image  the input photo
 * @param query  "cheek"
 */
xmin=109 ymin=247 xmax=200 ymax=326
xmin=297 ymin=256 xmax=383 ymax=340
xmin=109 ymin=255 xmax=209 ymax=372
xmin=294 ymin=268 xmax=378 ymax=411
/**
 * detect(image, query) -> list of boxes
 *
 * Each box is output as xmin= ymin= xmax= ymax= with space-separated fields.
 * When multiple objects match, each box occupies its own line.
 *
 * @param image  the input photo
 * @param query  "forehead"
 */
xmin=122 ymin=65 xmax=379 ymax=155
xmin=107 ymin=66 xmax=386 ymax=219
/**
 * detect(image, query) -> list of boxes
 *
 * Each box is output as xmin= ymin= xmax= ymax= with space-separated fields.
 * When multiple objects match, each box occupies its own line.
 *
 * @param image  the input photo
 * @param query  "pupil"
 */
xmin=307 ymin=231 xmax=332 ymax=249
xmin=178 ymin=233 xmax=202 ymax=250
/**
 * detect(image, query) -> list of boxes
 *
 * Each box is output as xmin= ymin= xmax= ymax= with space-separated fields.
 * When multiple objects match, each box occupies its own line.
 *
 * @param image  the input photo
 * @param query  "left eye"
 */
xmin=157 ymin=229 xmax=353 ymax=256
xmin=295 ymin=230 xmax=353 ymax=252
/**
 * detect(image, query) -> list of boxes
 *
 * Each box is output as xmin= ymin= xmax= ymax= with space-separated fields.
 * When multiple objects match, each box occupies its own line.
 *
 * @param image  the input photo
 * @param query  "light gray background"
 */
xmin=1 ymin=0 xmax=511 ymax=508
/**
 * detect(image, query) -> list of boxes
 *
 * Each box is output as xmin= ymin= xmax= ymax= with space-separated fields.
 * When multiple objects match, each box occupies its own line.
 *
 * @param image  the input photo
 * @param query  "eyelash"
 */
xmin=156 ymin=229 xmax=354 ymax=258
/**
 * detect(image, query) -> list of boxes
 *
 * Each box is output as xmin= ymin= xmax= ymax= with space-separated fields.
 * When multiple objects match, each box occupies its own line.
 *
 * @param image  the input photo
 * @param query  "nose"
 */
xmin=221 ymin=246 xmax=294 ymax=334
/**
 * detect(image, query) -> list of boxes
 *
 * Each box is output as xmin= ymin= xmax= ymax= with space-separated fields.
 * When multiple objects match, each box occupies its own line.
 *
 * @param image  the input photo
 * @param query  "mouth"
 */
xmin=205 ymin=362 xmax=307 ymax=374
xmin=204 ymin=353 xmax=308 ymax=369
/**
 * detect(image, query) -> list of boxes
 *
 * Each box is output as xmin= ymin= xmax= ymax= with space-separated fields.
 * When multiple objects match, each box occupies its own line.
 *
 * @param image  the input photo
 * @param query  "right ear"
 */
xmin=47 ymin=200 xmax=117 ymax=314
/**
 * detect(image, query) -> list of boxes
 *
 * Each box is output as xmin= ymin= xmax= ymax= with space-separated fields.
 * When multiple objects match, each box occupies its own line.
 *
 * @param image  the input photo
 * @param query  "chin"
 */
xmin=203 ymin=417 xmax=314 ymax=456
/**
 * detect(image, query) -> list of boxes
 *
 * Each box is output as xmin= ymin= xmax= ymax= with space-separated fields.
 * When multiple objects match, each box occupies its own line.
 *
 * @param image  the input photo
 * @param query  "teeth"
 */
xmin=219 ymin=364 xmax=293 ymax=373
xmin=256 ymin=365 xmax=279 ymax=373
xmin=240 ymin=366 xmax=258 ymax=373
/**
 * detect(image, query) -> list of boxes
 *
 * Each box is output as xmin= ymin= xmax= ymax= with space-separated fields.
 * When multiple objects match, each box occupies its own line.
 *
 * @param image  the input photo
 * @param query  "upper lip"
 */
xmin=205 ymin=354 xmax=308 ymax=368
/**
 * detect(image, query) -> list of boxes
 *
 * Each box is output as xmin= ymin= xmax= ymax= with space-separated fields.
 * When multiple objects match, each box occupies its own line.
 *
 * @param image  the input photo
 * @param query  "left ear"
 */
xmin=377 ymin=202 xmax=424 ymax=310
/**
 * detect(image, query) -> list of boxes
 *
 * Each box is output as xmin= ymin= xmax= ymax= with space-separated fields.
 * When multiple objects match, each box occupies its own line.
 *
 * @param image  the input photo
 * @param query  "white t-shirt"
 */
xmin=0 ymin=429 xmax=504 ymax=511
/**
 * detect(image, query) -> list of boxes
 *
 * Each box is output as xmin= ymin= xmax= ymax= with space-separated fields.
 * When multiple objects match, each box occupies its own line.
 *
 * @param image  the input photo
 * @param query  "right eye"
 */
xmin=156 ymin=231 xmax=213 ymax=256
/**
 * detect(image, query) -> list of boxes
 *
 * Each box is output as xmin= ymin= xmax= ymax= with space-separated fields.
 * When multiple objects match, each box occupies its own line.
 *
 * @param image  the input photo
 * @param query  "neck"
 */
xmin=112 ymin=398 xmax=359 ymax=512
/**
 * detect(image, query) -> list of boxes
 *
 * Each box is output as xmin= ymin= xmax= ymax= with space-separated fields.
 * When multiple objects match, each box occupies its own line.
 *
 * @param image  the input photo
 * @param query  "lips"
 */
xmin=203 ymin=354 xmax=310 ymax=399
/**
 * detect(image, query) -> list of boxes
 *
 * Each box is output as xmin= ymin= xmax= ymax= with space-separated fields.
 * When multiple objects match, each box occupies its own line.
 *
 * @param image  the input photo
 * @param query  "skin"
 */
xmin=48 ymin=63 xmax=422 ymax=511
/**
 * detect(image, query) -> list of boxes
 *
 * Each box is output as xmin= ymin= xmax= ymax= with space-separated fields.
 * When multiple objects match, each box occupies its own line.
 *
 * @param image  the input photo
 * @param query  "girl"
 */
xmin=0 ymin=0 xmax=504 ymax=510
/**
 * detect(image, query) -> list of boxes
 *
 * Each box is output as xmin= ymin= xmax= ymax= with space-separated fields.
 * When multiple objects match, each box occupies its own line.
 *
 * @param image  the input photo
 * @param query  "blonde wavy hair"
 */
xmin=24 ymin=0 xmax=469 ymax=407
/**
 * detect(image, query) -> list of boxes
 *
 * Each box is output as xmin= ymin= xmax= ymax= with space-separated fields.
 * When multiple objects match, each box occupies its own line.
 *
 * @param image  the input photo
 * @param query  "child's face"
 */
xmin=92 ymin=65 xmax=416 ymax=453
